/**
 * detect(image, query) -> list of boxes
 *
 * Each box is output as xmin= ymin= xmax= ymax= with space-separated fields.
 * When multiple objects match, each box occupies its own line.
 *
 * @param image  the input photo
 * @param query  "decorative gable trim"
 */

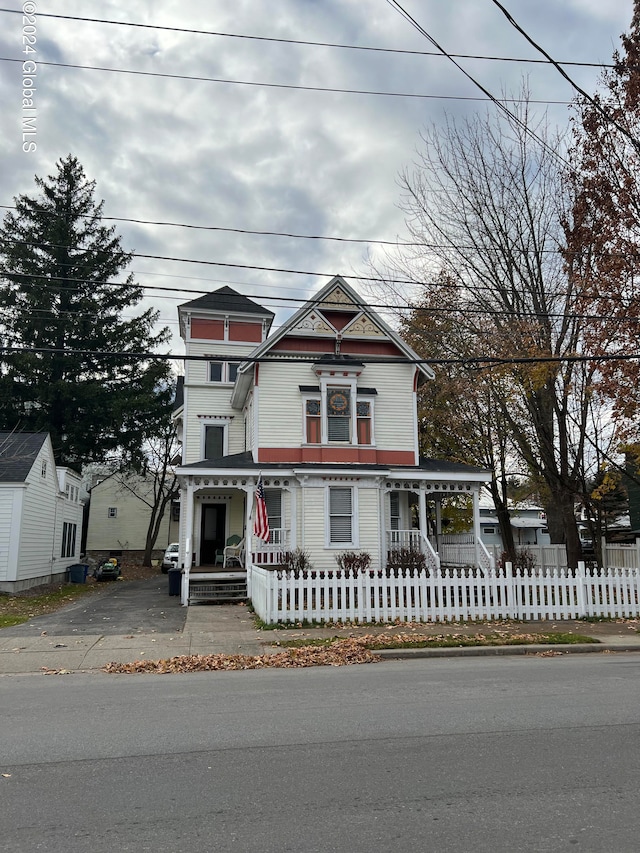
xmin=342 ymin=314 xmax=386 ymax=337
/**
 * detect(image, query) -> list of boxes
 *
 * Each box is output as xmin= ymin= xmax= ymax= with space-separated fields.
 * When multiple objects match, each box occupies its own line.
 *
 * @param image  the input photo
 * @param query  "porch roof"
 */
xmin=177 ymin=451 xmax=490 ymax=480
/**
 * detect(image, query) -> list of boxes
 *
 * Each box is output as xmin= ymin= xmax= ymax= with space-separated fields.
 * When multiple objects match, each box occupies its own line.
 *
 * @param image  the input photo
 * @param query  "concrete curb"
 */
xmin=375 ymin=642 xmax=640 ymax=659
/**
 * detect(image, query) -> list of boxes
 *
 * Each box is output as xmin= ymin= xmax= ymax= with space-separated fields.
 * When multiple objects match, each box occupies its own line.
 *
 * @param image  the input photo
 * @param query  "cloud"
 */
xmin=0 ymin=0 xmax=633 ymax=352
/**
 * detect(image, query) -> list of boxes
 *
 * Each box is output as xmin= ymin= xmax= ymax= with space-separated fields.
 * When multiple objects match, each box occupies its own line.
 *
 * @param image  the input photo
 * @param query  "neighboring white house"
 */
xmin=85 ymin=472 xmax=179 ymax=561
xmin=174 ymin=276 xmax=493 ymax=606
xmin=0 ymin=432 xmax=83 ymax=592
xmin=480 ymin=502 xmax=552 ymax=550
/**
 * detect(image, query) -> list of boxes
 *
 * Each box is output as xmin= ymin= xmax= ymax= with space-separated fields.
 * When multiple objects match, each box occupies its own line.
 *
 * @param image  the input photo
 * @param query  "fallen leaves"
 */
xmin=104 ymin=638 xmax=381 ymax=674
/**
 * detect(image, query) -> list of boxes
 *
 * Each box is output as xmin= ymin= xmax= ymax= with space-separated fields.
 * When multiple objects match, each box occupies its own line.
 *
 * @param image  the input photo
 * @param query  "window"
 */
xmin=204 ymin=425 xmax=225 ymax=460
xmin=327 ymin=387 xmax=351 ymax=442
xmin=305 ymin=399 xmax=321 ymax=444
xmin=390 ymin=492 xmax=400 ymax=531
xmin=61 ymin=522 xmax=77 ymax=558
xmin=303 ymin=389 xmax=373 ymax=446
xmin=329 ymin=487 xmax=353 ymax=544
xmin=171 ymin=503 xmax=180 ymax=522
xmin=209 ymin=361 xmax=223 ymax=382
xmin=357 ymin=401 xmax=372 ymax=445
xmin=41 ymin=460 xmax=47 ymax=478
xmin=482 ymin=526 xmax=496 ymax=535
xmin=209 ymin=361 xmax=241 ymax=383
xmin=264 ymin=489 xmax=282 ymax=543
xmin=107 ymin=507 xmax=117 ymax=518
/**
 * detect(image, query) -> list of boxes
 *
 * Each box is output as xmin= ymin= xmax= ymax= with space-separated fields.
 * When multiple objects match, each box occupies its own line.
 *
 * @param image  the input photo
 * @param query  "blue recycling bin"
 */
xmin=68 ymin=564 xmax=89 ymax=583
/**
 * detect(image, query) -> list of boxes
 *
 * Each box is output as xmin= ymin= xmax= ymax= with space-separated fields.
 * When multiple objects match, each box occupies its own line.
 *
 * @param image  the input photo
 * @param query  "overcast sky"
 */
xmin=0 ymin=0 xmax=634 ymax=359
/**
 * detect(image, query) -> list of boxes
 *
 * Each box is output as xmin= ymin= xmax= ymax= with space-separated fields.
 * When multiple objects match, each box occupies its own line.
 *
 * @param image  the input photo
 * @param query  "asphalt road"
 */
xmin=3 ymin=654 xmax=640 ymax=852
xmin=7 ymin=576 xmax=187 ymax=636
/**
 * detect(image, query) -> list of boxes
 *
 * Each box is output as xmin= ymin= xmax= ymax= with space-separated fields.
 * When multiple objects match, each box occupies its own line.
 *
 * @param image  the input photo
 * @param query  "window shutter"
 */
xmin=328 ymin=417 xmax=351 ymax=442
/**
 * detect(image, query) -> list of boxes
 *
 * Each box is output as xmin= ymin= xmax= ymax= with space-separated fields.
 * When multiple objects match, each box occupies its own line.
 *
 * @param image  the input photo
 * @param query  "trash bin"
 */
xmin=168 ymin=567 xmax=182 ymax=596
xmin=68 ymin=564 xmax=89 ymax=584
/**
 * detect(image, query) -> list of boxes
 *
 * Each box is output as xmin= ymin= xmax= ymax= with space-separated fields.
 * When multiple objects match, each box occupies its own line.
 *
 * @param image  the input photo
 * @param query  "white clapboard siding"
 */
xmin=361 ymin=362 xmax=416 ymax=452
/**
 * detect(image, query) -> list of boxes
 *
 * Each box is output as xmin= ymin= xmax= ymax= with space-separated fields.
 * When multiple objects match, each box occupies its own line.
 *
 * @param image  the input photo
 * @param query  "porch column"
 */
xmin=244 ymin=484 xmax=253 ymax=594
xmin=473 ymin=487 xmax=481 ymax=567
xmin=435 ymin=498 xmax=443 ymax=553
xmin=244 ymin=484 xmax=253 ymax=560
xmin=378 ymin=480 xmax=386 ymax=565
xmin=181 ymin=479 xmax=195 ymax=606
xmin=289 ymin=485 xmax=297 ymax=550
xmin=418 ymin=487 xmax=428 ymax=544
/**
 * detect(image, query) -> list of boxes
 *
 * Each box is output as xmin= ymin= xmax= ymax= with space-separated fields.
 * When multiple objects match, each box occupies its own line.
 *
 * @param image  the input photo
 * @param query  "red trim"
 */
xmin=270 ymin=336 xmax=403 ymax=357
xmin=191 ymin=318 xmax=224 ymax=340
xmin=229 ymin=321 xmax=262 ymax=342
xmin=319 ymin=310 xmax=359 ymax=331
xmin=257 ymin=447 xmax=416 ymax=465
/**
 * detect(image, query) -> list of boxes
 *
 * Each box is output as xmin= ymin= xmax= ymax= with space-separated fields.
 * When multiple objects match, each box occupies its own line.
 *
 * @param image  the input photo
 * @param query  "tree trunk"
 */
xmin=488 ymin=479 xmax=516 ymax=566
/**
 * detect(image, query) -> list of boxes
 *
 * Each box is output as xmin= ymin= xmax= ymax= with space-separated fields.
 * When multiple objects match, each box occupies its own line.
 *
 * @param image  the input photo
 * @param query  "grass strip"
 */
xmin=274 ymin=631 xmax=598 ymax=650
xmin=0 ymin=583 xmax=96 ymax=626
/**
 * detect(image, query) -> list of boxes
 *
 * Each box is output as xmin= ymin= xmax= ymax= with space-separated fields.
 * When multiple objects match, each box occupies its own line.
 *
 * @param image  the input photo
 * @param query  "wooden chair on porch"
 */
xmin=215 ymin=535 xmax=244 ymax=569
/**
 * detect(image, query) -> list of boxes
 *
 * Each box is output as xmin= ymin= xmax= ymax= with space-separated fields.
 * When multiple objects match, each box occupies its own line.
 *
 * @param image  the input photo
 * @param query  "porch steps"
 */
xmin=188 ymin=579 xmax=248 ymax=603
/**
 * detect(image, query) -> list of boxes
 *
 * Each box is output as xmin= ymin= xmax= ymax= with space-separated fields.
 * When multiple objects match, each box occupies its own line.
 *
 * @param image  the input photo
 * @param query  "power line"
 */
xmin=2 ymin=345 xmax=639 ymax=368
xmin=0 ymin=204 xmax=425 ymax=249
xmin=382 ymin=0 xmax=572 ymax=170
xmin=0 ymin=202 xmax=614 ymax=256
xmin=4 ymin=235 xmax=640 ymax=308
xmin=0 ymin=7 xmax=615 ymax=69
xmin=0 ymin=56 xmax=570 ymax=105
xmin=490 ymin=0 xmax=640 ymax=155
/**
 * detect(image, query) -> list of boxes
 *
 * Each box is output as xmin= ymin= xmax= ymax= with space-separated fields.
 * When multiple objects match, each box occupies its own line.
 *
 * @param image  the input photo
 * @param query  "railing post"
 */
xmin=505 ymin=561 xmax=517 ymax=619
xmin=576 ymin=560 xmax=586 ymax=618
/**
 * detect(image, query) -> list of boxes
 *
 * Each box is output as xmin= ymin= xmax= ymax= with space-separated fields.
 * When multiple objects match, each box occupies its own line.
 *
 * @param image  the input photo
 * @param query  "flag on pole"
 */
xmin=253 ymin=476 xmax=270 ymax=542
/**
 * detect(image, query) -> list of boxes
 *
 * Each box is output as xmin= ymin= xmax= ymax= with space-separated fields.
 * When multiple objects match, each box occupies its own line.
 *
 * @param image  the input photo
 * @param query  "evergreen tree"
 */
xmin=0 ymin=155 xmax=171 ymax=465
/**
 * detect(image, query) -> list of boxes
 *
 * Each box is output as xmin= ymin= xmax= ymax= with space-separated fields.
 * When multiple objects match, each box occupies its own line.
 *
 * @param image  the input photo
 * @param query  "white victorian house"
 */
xmin=173 ymin=276 xmax=492 ymax=610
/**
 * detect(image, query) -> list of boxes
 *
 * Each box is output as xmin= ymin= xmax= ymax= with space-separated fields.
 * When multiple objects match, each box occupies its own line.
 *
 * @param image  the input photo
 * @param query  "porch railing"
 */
xmin=387 ymin=530 xmax=440 ymax=573
xmin=437 ymin=534 xmax=494 ymax=573
xmin=251 ymin=528 xmax=290 ymax=566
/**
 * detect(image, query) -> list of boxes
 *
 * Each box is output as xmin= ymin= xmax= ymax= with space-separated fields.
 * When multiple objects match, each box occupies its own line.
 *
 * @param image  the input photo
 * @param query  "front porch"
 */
xmin=177 ymin=469 xmax=492 ymax=606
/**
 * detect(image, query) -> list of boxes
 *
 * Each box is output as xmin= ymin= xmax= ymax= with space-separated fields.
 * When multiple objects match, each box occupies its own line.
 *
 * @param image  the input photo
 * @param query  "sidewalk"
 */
xmin=2 ymin=602 xmax=640 ymax=674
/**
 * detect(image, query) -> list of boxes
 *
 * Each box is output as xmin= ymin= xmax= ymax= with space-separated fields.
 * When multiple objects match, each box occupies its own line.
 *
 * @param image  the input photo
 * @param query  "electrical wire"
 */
xmin=0 ymin=7 xmax=616 ymax=69
xmin=490 ymin=0 xmax=640 ymax=154
xmin=382 ymin=0 xmax=572 ymax=169
xmin=1 ymin=345 xmax=639 ymax=368
xmin=0 ymin=56 xmax=570 ymax=105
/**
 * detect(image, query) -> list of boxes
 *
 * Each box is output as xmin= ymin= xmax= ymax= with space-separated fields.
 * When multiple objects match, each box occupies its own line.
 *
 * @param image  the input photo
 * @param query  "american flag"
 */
xmin=253 ymin=476 xmax=270 ymax=542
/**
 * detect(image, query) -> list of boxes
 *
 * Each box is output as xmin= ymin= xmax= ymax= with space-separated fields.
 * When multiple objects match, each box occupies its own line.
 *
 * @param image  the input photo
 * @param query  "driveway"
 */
xmin=7 ymin=576 xmax=187 ymax=637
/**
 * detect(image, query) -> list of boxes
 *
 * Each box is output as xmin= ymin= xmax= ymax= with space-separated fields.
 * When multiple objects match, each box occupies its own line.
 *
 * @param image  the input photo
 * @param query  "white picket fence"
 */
xmin=249 ymin=562 xmax=640 ymax=625
xmin=485 ymin=541 xmax=640 ymax=572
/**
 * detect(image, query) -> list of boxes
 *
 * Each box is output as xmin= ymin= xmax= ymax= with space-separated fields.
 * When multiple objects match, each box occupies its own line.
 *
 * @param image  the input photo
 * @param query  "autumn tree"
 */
xmin=0 ymin=155 xmax=172 ymax=465
xmin=564 ymin=2 xmax=640 ymax=429
xmin=399 ymin=274 xmax=519 ymax=564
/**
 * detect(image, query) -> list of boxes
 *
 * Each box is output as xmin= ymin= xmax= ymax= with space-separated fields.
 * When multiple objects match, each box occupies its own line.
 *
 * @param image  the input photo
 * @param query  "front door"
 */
xmin=200 ymin=504 xmax=226 ymax=565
